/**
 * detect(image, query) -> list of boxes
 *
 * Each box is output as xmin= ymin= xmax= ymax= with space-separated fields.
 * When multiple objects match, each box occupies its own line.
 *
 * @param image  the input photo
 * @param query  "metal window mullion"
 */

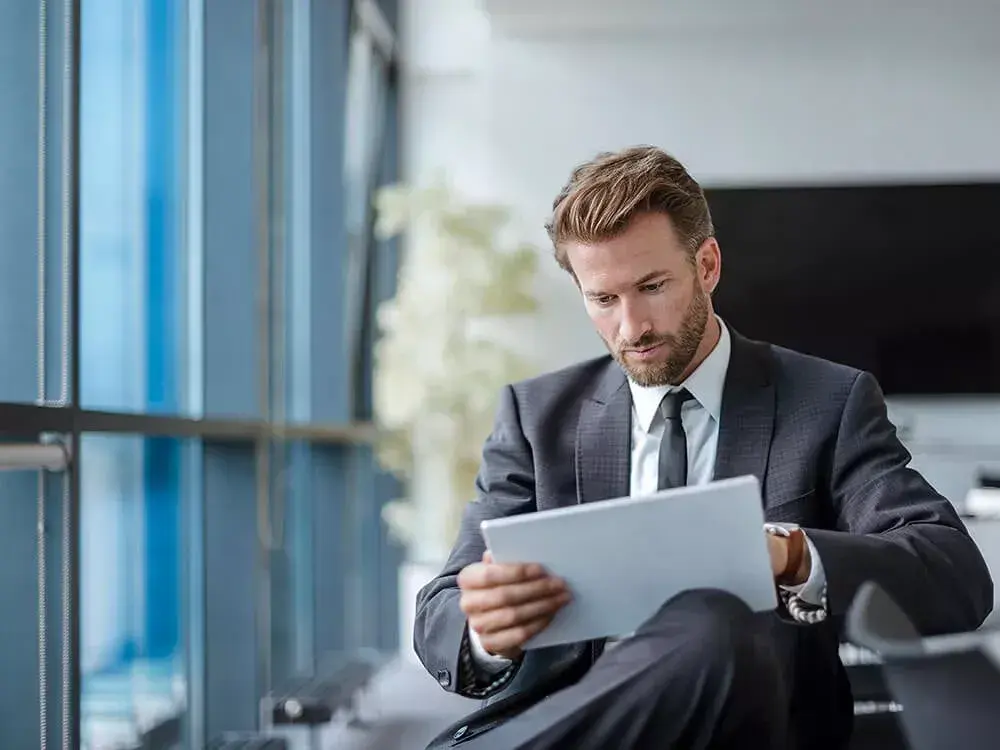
xmin=35 ymin=0 xmax=79 ymax=748
xmin=181 ymin=3 xmax=207 ymax=741
xmin=65 ymin=0 xmax=82 ymax=749
xmin=0 ymin=402 xmax=375 ymax=444
xmin=35 ymin=2 xmax=51 ymax=748
xmin=183 ymin=0 xmax=206 ymax=421
xmin=253 ymin=0 xmax=278 ymax=708
xmin=288 ymin=0 xmax=312 ymax=426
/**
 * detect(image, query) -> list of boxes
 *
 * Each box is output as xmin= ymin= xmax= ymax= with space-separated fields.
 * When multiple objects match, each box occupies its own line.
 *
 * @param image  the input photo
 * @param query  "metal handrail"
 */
xmin=0 ymin=440 xmax=70 ymax=472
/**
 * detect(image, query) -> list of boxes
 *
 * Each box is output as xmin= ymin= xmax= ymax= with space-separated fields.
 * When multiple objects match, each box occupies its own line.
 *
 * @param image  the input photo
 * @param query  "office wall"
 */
xmin=401 ymin=0 xmax=1000 ymax=506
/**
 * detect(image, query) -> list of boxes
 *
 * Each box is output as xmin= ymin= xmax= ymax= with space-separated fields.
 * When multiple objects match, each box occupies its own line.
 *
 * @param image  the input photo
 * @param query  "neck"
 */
xmin=676 ymin=315 xmax=721 ymax=383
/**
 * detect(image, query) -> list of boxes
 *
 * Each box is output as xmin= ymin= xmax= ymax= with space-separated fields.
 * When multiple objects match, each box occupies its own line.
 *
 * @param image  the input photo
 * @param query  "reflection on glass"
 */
xmin=344 ymin=21 xmax=391 ymax=416
xmin=80 ymin=434 xmax=189 ymax=749
xmin=268 ymin=441 xmax=316 ymax=689
xmin=0 ymin=1 xmax=71 ymax=406
xmin=0 ymin=456 xmax=67 ymax=748
xmin=79 ymin=0 xmax=188 ymax=415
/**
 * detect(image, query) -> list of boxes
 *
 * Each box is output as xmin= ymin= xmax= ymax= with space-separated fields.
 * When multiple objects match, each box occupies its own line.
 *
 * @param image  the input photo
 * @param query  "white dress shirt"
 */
xmin=469 ymin=319 xmax=826 ymax=672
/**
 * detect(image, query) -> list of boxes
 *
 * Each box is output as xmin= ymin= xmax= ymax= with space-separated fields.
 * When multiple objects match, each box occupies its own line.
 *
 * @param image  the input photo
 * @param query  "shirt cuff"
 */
xmin=467 ymin=623 xmax=514 ymax=674
xmin=779 ymin=530 xmax=826 ymax=606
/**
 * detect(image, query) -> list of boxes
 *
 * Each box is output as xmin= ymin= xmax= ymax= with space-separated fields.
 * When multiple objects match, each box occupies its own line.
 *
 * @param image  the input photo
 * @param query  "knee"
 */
xmin=667 ymin=587 xmax=753 ymax=620
xmin=640 ymin=588 xmax=771 ymax=675
xmin=620 ymin=589 xmax=786 ymax=743
xmin=642 ymin=588 xmax=754 ymax=636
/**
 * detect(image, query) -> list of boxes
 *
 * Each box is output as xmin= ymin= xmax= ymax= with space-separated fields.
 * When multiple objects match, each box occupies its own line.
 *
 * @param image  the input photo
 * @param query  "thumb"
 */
xmin=482 ymin=550 xmax=494 ymax=564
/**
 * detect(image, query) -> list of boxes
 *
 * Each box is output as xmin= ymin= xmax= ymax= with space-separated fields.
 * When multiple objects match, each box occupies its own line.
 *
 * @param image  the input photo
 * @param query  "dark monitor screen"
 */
xmin=707 ymin=182 xmax=1000 ymax=395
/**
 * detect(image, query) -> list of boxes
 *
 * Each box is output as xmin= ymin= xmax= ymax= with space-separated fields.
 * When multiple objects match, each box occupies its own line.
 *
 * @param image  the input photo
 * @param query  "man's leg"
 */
xmin=450 ymin=588 xmax=787 ymax=750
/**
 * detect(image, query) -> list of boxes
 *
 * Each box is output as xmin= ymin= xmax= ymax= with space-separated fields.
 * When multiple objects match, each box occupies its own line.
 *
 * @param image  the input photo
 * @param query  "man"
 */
xmin=414 ymin=146 xmax=993 ymax=749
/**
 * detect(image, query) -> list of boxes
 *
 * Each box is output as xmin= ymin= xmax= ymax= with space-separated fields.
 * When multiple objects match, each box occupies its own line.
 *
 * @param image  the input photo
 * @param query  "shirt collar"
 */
xmin=628 ymin=317 xmax=732 ymax=432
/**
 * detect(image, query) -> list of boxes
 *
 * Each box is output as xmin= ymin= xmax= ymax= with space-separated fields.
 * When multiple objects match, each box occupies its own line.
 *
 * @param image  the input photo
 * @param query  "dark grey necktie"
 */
xmin=657 ymin=389 xmax=692 ymax=490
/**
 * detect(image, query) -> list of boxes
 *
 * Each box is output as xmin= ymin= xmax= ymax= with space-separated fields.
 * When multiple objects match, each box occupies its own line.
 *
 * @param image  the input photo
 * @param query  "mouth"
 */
xmin=625 ymin=342 xmax=665 ymax=360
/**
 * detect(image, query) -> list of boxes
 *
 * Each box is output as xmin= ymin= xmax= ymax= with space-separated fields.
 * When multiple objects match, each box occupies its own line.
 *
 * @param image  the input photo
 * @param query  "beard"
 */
xmin=609 ymin=282 xmax=710 ymax=387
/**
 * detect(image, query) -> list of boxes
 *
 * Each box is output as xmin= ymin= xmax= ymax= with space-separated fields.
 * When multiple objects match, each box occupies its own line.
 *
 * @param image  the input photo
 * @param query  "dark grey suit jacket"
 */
xmin=414 ymin=331 xmax=993 ymax=749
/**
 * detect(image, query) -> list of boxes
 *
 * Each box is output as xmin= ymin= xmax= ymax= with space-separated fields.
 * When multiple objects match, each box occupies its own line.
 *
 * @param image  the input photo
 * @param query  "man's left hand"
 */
xmin=766 ymin=530 xmax=811 ymax=585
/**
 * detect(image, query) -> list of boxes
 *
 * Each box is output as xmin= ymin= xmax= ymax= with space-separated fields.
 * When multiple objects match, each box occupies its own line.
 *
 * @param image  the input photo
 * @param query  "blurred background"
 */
xmin=1 ymin=0 xmax=999 ymax=748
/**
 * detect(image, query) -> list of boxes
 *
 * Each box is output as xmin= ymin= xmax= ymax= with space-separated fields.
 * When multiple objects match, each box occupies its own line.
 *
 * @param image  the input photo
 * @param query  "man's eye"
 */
xmin=594 ymin=295 xmax=615 ymax=306
xmin=640 ymin=281 xmax=665 ymax=293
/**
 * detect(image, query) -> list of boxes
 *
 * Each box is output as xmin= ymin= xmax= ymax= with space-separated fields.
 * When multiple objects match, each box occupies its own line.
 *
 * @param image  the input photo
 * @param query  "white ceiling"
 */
xmin=482 ymin=0 xmax=995 ymax=35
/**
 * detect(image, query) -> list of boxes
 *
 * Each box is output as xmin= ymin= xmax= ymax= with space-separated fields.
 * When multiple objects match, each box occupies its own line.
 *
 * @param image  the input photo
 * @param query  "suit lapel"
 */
xmin=713 ymin=331 xmax=776 ymax=498
xmin=574 ymin=333 xmax=776 ymax=505
xmin=576 ymin=362 xmax=631 ymax=505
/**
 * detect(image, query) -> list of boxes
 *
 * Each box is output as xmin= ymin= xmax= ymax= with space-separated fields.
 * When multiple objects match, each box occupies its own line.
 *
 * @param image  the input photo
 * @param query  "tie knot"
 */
xmin=660 ymin=389 xmax=692 ymax=420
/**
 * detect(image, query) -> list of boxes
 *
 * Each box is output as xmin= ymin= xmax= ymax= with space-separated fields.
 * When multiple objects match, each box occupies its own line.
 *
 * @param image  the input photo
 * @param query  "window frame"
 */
xmin=0 ymin=0 xmax=401 ymax=747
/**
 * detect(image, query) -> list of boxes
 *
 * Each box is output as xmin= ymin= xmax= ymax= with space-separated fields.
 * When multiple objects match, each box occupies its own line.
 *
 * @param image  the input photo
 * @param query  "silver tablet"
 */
xmin=480 ymin=475 xmax=777 ymax=649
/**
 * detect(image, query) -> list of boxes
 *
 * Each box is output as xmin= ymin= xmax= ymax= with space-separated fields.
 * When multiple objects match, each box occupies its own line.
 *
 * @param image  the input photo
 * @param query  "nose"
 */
xmin=618 ymin=298 xmax=651 ymax=345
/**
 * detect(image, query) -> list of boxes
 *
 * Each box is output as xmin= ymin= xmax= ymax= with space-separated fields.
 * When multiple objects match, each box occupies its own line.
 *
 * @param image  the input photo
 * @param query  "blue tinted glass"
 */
xmin=0 ymin=2 xmax=72 ymax=406
xmin=80 ymin=433 xmax=191 ymax=748
xmin=0 ymin=451 xmax=70 ymax=749
xmin=79 ymin=0 xmax=189 ymax=415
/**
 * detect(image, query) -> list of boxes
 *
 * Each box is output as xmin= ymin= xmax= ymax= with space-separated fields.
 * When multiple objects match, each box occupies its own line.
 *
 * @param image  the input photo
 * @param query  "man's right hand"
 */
xmin=458 ymin=551 xmax=571 ymax=661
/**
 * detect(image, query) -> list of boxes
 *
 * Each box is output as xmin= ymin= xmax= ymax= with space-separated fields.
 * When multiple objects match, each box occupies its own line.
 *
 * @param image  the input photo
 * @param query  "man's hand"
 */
xmin=458 ymin=551 xmax=571 ymax=661
xmin=766 ymin=530 xmax=812 ymax=585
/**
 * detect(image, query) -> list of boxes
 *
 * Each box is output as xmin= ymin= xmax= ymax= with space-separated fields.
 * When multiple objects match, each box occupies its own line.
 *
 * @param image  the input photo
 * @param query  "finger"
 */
xmin=483 ymin=550 xmax=493 ymax=564
xmin=457 ymin=561 xmax=548 ymax=590
xmin=469 ymin=591 xmax=571 ymax=635
xmin=460 ymin=576 xmax=567 ymax=615
xmin=477 ymin=615 xmax=553 ymax=656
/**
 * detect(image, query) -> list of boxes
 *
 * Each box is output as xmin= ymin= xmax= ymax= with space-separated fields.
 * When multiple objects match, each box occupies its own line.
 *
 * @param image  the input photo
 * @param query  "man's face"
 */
xmin=564 ymin=212 xmax=721 ymax=387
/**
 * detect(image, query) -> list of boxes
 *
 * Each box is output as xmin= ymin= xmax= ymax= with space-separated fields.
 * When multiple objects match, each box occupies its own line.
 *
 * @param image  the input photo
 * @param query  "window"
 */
xmin=0 ymin=0 xmax=401 ymax=747
xmin=79 ymin=434 xmax=191 ymax=748
xmin=344 ymin=0 xmax=397 ymax=420
xmin=80 ymin=0 xmax=187 ymax=416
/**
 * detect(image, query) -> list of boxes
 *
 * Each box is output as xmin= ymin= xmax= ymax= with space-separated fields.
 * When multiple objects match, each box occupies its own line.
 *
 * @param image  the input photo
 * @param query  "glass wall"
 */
xmin=0 ymin=0 xmax=401 ymax=748
xmin=79 ymin=434 xmax=191 ymax=750
xmin=80 ymin=0 xmax=187 ymax=417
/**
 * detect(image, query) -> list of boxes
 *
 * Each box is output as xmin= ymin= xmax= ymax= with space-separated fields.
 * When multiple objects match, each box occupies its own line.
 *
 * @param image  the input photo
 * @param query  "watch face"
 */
xmin=764 ymin=522 xmax=799 ymax=537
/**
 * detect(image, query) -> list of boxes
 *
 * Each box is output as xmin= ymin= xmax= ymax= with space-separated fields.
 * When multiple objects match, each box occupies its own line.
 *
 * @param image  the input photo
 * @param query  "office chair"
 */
xmin=845 ymin=582 xmax=1000 ymax=750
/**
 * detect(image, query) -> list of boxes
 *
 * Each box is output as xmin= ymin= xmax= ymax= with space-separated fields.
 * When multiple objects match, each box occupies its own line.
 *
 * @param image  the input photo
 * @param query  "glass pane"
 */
xmin=0 ymin=1 xmax=72 ymax=405
xmin=282 ymin=0 xmax=312 ymax=426
xmin=269 ymin=441 xmax=316 ymax=688
xmin=344 ymin=25 xmax=391 ymax=417
xmin=201 ymin=0 xmax=261 ymax=421
xmin=0 ymin=435 xmax=70 ymax=749
xmin=345 ymin=443 xmax=400 ymax=653
xmin=79 ymin=0 xmax=191 ymax=415
xmin=80 ymin=433 xmax=192 ymax=749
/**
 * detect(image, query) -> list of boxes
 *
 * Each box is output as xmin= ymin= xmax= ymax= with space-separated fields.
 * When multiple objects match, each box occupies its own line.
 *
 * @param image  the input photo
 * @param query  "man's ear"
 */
xmin=697 ymin=238 xmax=722 ymax=294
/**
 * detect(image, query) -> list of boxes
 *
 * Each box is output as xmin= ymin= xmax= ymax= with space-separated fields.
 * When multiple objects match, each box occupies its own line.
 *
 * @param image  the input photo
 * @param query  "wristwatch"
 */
xmin=764 ymin=522 xmax=828 ymax=624
xmin=767 ymin=523 xmax=807 ymax=586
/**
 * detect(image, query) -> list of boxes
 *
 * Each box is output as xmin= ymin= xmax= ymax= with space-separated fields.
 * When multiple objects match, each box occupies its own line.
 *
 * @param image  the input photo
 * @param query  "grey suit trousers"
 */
xmin=427 ymin=589 xmax=788 ymax=750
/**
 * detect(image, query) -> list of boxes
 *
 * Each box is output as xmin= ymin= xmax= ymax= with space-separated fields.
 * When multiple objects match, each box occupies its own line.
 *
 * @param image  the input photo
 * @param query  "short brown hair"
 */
xmin=546 ymin=145 xmax=714 ymax=273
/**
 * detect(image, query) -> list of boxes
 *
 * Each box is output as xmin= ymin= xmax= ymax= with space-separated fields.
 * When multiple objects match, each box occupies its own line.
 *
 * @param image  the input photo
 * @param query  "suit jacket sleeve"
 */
xmin=413 ymin=384 xmax=536 ymax=697
xmin=805 ymin=371 xmax=993 ymax=634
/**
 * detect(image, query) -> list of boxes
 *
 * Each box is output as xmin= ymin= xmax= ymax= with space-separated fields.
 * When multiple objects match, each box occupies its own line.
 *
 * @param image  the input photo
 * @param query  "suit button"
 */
xmin=436 ymin=669 xmax=452 ymax=687
xmin=453 ymin=725 xmax=468 ymax=740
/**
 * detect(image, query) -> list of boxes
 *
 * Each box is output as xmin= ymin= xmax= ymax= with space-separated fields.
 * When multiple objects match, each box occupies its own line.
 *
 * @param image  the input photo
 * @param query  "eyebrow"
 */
xmin=585 ymin=270 xmax=670 ymax=298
